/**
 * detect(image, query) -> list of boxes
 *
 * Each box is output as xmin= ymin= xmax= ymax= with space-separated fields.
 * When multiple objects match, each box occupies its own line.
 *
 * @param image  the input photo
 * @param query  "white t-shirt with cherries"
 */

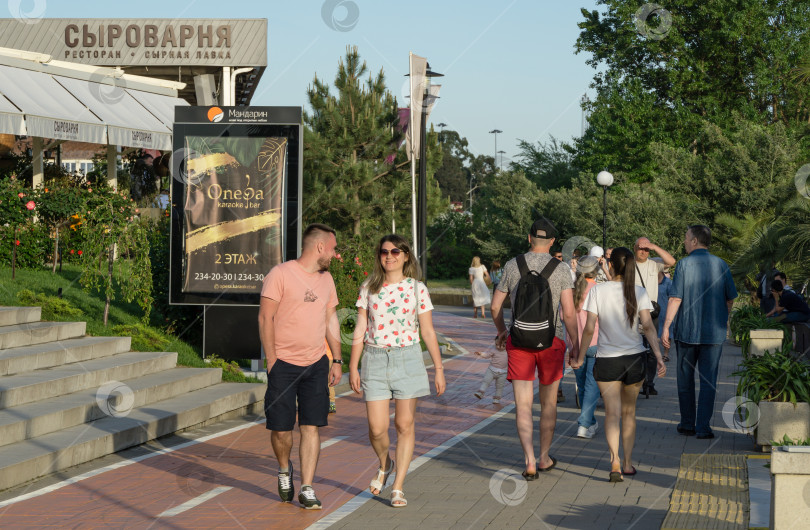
xmin=356 ymin=278 xmax=433 ymax=348
xmin=584 ymin=282 xmax=653 ymax=358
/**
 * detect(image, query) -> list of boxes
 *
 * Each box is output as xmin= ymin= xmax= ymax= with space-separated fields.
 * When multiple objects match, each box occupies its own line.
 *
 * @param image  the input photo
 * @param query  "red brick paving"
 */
xmin=0 ymin=313 xmax=512 ymax=528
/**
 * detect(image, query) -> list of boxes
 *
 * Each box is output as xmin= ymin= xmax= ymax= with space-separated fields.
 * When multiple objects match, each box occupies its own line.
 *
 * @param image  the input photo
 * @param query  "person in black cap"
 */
xmin=491 ymin=218 xmax=580 ymax=479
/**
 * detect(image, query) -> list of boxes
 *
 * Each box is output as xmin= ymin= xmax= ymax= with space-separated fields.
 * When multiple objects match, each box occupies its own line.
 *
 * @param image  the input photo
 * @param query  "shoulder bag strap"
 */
xmin=635 ymin=265 xmax=646 ymax=289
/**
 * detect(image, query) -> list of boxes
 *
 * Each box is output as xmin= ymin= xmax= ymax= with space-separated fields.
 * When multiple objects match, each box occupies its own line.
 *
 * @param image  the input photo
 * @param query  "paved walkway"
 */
xmin=0 ymin=311 xmax=757 ymax=529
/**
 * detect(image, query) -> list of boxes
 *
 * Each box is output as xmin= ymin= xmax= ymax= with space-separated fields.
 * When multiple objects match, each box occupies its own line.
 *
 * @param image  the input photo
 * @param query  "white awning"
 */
xmin=0 ymin=55 xmax=188 ymax=149
xmin=127 ymin=89 xmax=188 ymax=132
xmin=55 ymin=76 xmax=175 ymax=151
xmin=0 ymin=91 xmax=24 ymax=135
xmin=0 ymin=64 xmax=106 ymax=143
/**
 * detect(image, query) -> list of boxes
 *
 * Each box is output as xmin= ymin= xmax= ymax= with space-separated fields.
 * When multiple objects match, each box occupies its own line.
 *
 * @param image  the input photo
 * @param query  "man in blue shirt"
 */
xmin=661 ymin=225 xmax=738 ymax=439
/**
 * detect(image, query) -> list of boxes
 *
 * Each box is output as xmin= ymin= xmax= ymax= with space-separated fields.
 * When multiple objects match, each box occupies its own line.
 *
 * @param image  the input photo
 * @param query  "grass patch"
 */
xmin=426 ymin=278 xmax=471 ymax=290
xmin=0 ymin=264 xmax=258 ymax=383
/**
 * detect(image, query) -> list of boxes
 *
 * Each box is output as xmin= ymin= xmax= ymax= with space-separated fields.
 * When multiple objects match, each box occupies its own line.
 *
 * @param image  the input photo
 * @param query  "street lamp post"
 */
xmin=497 ymin=150 xmax=506 ymax=170
xmin=489 ymin=129 xmax=502 ymax=165
xmin=596 ymin=170 xmax=614 ymax=251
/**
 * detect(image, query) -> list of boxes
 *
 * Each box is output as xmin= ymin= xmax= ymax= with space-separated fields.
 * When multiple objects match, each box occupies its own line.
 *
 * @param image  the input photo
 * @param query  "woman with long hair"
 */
xmin=574 ymin=247 xmax=665 ymax=482
xmin=349 ymin=234 xmax=446 ymax=507
xmin=469 ymin=256 xmax=491 ymax=318
xmin=570 ymin=256 xmax=601 ymax=439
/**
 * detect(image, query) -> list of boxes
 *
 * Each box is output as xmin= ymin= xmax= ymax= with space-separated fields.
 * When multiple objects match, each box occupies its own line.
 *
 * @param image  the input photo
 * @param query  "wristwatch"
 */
xmin=332 ymin=358 xmax=344 ymax=365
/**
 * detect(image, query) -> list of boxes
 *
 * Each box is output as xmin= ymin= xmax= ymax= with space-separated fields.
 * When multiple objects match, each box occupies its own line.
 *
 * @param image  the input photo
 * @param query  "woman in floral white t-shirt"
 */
xmin=349 ymin=234 xmax=446 ymax=508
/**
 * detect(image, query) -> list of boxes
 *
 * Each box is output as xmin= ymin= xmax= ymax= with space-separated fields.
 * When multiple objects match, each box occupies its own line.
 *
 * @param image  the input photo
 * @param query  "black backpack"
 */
xmin=510 ymin=254 xmax=560 ymax=349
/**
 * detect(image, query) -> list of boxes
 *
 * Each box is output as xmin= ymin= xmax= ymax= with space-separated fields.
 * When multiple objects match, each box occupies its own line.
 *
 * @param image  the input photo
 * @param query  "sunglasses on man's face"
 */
xmin=380 ymin=248 xmax=405 ymax=256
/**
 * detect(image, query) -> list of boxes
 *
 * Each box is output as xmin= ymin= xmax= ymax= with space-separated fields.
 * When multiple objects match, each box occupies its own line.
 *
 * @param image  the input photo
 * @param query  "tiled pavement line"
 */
xmin=0 ymin=312 xmax=510 ymax=528
xmin=329 ymin=339 xmax=759 ymax=529
xmin=746 ymin=456 xmax=771 ymax=530
xmin=662 ymin=454 xmax=748 ymax=529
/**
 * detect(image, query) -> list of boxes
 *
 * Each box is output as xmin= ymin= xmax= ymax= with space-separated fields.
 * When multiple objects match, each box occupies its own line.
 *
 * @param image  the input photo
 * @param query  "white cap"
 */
xmin=588 ymin=245 xmax=604 ymax=258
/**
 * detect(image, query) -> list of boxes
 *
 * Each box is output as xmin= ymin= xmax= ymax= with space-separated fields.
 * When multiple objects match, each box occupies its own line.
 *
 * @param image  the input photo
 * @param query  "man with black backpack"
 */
xmin=491 ymin=218 xmax=580 ymax=479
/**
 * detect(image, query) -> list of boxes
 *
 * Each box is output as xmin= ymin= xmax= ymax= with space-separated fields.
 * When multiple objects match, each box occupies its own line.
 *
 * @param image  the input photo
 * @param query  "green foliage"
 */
xmin=145 ymin=215 xmax=203 ymax=344
xmin=206 ymin=354 xmax=244 ymax=378
xmin=733 ymin=342 xmax=810 ymax=404
xmin=470 ymin=170 xmax=541 ymax=261
xmin=427 ymin=211 xmax=476 ymax=279
xmin=510 ymin=137 xmax=579 ymax=191
xmin=111 ymin=323 xmax=170 ymax=352
xmin=770 ymin=434 xmax=810 ymax=446
xmin=303 ymin=46 xmax=445 ymax=238
xmin=330 ymin=236 xmax=374 ymax=311
xmin=16 ymin=289 xmax=83 ymax=320
xmin=79 ymin=186 xmax=153 ymax=324
xmin=730 ymin=306 xmax=789 ymax=357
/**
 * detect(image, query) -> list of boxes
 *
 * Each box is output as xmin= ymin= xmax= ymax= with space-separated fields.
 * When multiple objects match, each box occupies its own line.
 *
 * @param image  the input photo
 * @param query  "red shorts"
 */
xmin=506 ymin=336 xmax=565 ymax=384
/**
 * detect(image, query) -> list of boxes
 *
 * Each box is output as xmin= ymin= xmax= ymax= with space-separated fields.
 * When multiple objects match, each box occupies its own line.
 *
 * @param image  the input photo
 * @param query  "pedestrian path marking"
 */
xmin=157 ymin=486 xmax=233 ymax=518
xmin=321 ymin=436 xmax=348 ymax=449
xmin=306 ymin=394 xmax=524 ymax=529
xmin=0 ymin=419 xmax=266 ymax=509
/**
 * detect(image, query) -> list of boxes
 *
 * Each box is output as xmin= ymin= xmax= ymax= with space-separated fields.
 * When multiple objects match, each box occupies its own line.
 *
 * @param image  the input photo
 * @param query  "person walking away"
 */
xmin=491 ymin=218 xmax=579 ymax=480
xmin=259 ymin=223 xmax=344 ymax=510
xmin=469 ymin=256 xmax=491 ymax=318
xmin=766 ymin=280 xmax=810 ymax=323
xmin=657 ymin=267 xmax=673 ymax=362
xmin=633 ymin=237 xmax=676 ymax=396
xmin=571 ymin=256 xmax=601 ymax=439
xmin=349 ymin=234 xmax=446 ymax=508
xmin=490 ymin=261 xmax=503 ymax=292
xmin=575 ymin=247 xmax=666 ymax=481
xmin=662 ymin=225 xmax=737 ymax=439
xmin=474 ymin=347 xmax=507 ymax=404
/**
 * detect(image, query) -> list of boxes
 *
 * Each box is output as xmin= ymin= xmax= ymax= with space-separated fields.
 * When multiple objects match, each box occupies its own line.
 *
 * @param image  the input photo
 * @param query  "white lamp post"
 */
xmin=596 ymin=170 xmax=614 ymax=250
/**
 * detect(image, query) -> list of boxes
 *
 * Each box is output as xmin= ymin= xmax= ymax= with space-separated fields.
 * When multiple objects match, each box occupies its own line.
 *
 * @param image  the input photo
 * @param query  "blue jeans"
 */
xmin=769 ymin=311 xmax=810 ymax=323
xmin=573 ymin=346 xmax=599 ymax=429
xmin=675 ymin=341 xmax=724 ymax=435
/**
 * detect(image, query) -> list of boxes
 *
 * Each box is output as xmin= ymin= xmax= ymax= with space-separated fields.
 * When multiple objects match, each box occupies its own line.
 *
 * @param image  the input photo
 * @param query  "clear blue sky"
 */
xmin=4 ymin=0 xmax=601 ymax=163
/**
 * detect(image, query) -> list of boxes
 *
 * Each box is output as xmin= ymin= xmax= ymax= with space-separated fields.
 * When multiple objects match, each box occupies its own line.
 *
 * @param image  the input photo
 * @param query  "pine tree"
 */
xmin=303 ymin=46 xmax=444 ymax=239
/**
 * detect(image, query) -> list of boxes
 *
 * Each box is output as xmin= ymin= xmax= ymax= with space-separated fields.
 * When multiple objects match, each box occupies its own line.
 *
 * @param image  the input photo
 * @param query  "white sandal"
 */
xmin=369 ymin=457 xmax=394 ymax=495
xmin=391 ymin=489 xmax=407 ymax=507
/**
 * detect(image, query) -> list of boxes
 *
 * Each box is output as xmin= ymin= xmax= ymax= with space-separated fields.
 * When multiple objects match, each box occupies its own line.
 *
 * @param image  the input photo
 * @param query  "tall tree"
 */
xmin=575 ymin=1 xmax=810 ymax=180
xmin=303 ymin=47 xmax=444 ymax=238
xmin=510 ymin=136 xmax=579 ymax=190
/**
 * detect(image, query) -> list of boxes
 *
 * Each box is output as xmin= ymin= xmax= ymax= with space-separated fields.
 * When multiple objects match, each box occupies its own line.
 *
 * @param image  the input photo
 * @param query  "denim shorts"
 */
xmin=361 ymin=343 xmax=430 ymax=401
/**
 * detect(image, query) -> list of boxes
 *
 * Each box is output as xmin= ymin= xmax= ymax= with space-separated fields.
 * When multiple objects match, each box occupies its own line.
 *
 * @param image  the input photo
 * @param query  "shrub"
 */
xmin=733 ymin=342 xmax=810 ymax=404
xmin=730 ymin=305 xmax=789 ymax=356
xmin=111 ymin=323 xmax=170 ymax=352
xmin=16 ymin=289 xmax=83 ymax=321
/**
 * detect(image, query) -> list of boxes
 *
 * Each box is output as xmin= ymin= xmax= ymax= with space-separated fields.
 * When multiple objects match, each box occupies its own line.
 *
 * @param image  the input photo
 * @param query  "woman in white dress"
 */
xmin=469 ymin=256 xmax=491 ymax=318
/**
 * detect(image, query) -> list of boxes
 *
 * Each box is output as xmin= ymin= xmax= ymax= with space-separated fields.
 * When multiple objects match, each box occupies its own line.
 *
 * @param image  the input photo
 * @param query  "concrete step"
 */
xmin=0 ymin=351 xmax=177 ymax=409
xmin=0 ymin=335 xmax=132 ymax=376
xmin=0 ymin=307 xmax=42 ymax=327
xmin=0 ymin=382 xmax=265 ymax=491
xmin=0 ymin=367 xmax=223 ymax=448
xmin=0 ymin=321 xmax=86 ymax=350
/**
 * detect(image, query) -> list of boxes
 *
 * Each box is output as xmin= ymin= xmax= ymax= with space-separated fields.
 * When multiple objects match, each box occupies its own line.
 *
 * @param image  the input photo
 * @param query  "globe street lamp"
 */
xmin=596 ymin=170 xmax=614 ymax=251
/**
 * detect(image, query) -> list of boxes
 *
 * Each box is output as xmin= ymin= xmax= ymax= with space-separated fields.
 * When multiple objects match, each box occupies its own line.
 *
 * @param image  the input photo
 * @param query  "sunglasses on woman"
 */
xmin=380 ymin=248 xmax=405 ymax=256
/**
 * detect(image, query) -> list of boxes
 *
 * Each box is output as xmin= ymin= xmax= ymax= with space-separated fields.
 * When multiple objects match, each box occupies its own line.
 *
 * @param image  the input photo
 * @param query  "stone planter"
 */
xmin=770 ymin=447 xmax=810 ymax=529
xmin=756 ymin=401 xmax=810 ymax=447
xmin=750 ymin=329 xmax=784 ymax=357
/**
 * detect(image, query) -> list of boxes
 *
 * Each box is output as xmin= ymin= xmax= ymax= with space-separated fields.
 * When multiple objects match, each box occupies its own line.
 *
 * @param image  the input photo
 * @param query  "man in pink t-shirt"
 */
xmin=258 ymin=223 xmax=342 ymax=510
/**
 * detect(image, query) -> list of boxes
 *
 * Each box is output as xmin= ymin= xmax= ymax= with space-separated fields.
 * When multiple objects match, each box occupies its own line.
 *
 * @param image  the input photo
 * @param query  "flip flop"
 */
xmin=609 ymin=471 xmax=623 ymax=483
xmin=623 ymin=466 xmax=637 ymax=476
xmin=538 ymin=456 xmax=557 ymax=472
xmin=522 ymin=469 xmax=540 ymax=481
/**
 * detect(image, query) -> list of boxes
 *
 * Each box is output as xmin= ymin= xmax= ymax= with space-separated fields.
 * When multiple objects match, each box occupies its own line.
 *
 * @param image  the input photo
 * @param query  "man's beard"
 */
xmin=317 ymin=256 xmax=331 ymax=271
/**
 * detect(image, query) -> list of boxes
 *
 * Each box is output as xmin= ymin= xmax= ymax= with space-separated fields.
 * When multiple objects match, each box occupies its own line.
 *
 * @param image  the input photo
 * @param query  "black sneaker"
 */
xmin=677 ymin=426 xmax=696 ymax=436
xmin=298 ymin=486 xmax=322 ymax=510
xmin=278 ymin=462 xmax=294 ymax=503
xmin=647 ymin=387 xmax=658 ymax=396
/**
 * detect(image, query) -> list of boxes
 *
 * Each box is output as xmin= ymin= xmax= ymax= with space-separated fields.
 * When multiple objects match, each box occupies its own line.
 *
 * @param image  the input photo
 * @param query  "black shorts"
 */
xmin=265 ymin=355 xmax=329 ymax=431
xmin=593 ymin=352 xmax=645 ymax=385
